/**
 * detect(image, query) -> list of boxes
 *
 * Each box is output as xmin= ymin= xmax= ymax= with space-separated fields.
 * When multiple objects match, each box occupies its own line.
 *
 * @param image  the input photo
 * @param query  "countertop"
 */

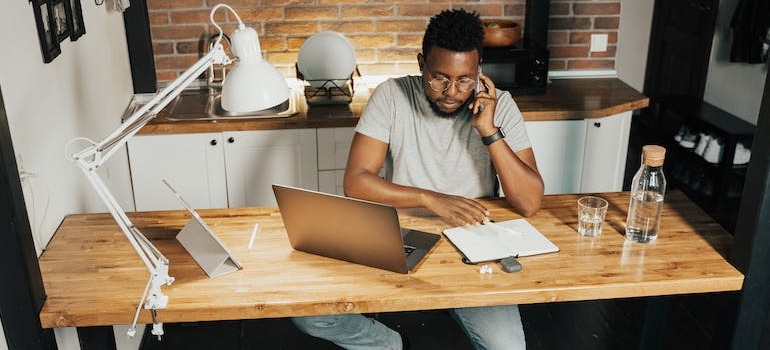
xmin=138 ymin=77 xmax=648 ymax=135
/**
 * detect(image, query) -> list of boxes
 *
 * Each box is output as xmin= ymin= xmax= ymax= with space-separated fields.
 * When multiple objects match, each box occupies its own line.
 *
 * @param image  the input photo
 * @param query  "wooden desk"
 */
xmin=39 ymin=191 xmax=743 ymax=329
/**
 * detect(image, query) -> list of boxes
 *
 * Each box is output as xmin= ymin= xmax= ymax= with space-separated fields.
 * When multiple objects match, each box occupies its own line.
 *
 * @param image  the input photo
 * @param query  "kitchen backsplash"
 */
xmin=148 ymin=0 xmax=620 ymax=83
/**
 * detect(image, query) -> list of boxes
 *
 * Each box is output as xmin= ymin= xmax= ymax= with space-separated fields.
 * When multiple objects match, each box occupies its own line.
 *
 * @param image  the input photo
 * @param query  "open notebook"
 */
xmin=443 ymin=219 xmax=559 ymax=263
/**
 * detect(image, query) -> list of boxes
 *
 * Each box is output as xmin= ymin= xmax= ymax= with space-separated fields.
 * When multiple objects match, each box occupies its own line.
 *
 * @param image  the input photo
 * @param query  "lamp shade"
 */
xmin=221 ymin=26 xmax=290 ymax=113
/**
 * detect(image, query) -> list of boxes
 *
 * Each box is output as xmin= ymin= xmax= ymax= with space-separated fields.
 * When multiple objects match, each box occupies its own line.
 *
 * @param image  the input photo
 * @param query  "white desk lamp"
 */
xmin=65 ymin=3 xmax=288 ymax=339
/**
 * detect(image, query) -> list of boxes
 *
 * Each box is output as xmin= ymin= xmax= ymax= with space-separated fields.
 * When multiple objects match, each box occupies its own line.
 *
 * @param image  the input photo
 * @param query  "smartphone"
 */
xmin=476 ymin=65 xmax=484 ymax=93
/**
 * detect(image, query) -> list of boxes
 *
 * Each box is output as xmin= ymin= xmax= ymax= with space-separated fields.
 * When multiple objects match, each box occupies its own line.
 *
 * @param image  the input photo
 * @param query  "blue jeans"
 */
xmin=292 ymin=305 xmax=525 ymax=350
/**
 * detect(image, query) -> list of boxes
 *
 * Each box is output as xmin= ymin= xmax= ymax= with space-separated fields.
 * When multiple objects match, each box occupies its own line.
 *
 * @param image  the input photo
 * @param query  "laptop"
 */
xmin=272 ymin=184 xmax=440 ymax=274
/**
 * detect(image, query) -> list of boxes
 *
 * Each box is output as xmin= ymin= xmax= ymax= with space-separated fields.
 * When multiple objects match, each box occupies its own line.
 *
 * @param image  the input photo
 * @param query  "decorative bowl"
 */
xmin=482 ymin=20 xmax=522 ymax=48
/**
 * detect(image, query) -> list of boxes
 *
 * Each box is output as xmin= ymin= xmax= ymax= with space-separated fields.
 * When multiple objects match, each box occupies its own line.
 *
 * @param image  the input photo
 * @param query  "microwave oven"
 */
xmin=481 ymin=46 xmax=549 ymax=95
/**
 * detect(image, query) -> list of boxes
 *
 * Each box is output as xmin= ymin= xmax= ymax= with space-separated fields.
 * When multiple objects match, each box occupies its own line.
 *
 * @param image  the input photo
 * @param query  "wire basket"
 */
xmin=296 ymin=64 xmax=360 ymax=105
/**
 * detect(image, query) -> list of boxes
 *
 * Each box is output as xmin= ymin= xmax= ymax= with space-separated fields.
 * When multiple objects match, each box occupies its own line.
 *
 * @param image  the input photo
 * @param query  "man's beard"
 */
xmin=427 ymin=95 xmax=472 ymax=118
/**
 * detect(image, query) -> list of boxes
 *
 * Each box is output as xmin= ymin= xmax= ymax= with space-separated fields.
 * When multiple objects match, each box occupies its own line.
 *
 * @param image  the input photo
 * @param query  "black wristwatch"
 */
xmin=481 ymin=128 xmax=505 ymax=146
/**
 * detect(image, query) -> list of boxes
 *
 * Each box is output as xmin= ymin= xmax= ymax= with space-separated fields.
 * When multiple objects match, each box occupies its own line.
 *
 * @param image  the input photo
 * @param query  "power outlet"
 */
xmin=590 ymin=34 xmax=608 ymax=52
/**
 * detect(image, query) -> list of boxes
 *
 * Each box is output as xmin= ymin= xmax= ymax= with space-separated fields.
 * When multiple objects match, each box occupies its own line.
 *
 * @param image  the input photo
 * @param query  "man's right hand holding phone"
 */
xmin=470 ymin=68 xmax=499 ymax=139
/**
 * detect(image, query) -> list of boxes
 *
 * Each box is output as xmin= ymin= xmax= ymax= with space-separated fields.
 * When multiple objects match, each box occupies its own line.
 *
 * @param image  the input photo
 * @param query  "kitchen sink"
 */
xmin=164 ymin=87 xmax=298 ymax=121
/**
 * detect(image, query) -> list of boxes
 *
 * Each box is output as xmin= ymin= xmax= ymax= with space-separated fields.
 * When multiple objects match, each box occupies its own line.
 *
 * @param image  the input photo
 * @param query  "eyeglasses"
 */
xmin=426 ymin=76 xmax=477 ymax=93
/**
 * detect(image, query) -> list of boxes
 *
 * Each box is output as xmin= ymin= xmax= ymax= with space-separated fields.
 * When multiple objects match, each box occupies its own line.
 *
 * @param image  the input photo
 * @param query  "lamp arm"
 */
xmin=66 ymin=42 xmax=232 ymax=339
xmin=73 ymin=45 xmax=231 ymax=169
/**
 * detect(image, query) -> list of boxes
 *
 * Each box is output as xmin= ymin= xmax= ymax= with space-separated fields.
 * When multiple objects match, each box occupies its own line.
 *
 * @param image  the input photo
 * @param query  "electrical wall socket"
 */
xmin=590 ymin=34 xmax=608 ymax=52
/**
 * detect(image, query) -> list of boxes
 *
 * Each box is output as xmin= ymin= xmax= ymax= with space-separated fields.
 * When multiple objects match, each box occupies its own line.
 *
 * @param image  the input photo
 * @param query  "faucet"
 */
xmin=206 ymin=33 xmax=231 ymax=89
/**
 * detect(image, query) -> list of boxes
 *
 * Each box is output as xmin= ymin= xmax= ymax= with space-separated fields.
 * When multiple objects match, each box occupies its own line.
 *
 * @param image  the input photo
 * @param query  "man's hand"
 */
xmin=469 ymin=72 xmax=498 ymax=137
xmin=421 ymin=191 xmax=489 ymax=227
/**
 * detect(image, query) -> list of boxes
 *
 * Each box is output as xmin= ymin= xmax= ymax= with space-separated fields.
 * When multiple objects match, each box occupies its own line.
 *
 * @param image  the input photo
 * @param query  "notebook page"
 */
xmin=443 ymin=219 xmax=558 ymax=263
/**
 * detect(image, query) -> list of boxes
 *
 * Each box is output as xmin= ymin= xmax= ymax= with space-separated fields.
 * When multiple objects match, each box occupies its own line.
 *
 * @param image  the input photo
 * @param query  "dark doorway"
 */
xmin=642 ymin=0 xmax=720 ymax=126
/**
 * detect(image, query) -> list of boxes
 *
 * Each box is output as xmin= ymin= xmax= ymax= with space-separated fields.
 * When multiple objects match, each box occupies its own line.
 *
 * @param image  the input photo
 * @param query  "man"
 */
xmin=293 ymin=9 xmax=544 ymax=350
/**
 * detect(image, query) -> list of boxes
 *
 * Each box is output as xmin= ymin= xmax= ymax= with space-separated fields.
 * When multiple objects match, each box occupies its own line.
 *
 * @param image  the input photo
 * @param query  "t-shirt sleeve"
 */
xmin=494 ymin=90 xmax=531 ymax=152
xmin=354 ymin=80 xmax=394 ymax=144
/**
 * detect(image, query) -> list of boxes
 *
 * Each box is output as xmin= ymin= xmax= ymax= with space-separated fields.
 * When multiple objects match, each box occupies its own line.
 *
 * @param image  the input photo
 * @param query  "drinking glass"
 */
xmin=577 ymin=196 xmax=608 ymax=237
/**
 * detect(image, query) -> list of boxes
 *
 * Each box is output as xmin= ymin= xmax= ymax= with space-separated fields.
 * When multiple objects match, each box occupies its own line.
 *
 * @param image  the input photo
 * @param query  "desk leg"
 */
xmin=77 ymin=326 xmax=116 ymax=350
xmin=638 ymin=296 xmax=670 ymax=350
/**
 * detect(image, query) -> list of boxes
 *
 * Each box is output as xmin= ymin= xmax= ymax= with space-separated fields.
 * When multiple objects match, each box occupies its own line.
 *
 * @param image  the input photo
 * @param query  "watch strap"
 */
xmin=481 ymin=128 xmax=505 ymax=145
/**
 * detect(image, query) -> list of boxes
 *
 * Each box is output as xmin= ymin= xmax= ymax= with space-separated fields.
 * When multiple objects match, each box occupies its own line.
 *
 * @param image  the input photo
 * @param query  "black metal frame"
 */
xmin=68 ymin=0 xmax=85 ymax=41
xmin=123 ymin=0 xmax=157 ymax=93
xmin=51 ymin=0 xmax=72 ymax=43
xmin=0 ymin=86 xmax=57 ymax=349
xmin=32 ymin=0 xmax=61 ymax=63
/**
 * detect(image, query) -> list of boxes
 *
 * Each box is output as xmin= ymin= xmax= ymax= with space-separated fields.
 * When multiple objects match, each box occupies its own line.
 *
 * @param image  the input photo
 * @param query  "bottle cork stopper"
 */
xmin=642 ymin=145 xmax=666 ymax=167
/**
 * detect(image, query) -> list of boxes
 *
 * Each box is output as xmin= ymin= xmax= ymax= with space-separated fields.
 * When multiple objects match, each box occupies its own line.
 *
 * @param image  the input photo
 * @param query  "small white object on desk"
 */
xmin=479 ymin=265 xmax=493 ymax=274
xmin=248 ymin=222 xmax=261 ymax=251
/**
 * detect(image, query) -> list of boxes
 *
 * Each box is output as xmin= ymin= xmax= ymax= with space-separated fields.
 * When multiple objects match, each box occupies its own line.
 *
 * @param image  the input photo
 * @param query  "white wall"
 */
xmin=703 ymin=0 xmax=767 ymax=125
xmin=0 ymin=1 xmax=137 ymax=349
xmin=616 ymin=0 xmax=655 ymax=92
xmin=0 ymin=0 xmax=135 ymax=253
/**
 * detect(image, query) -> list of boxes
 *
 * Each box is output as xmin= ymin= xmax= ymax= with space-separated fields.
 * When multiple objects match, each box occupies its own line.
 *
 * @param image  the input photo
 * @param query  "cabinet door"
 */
xmin=525 ymin=120 xmax=587 ymax=195
xmin=318 ymin=169 xmax=345 ymax=195
xmin=224 ymin=129 xmax=318 ymax=207
xmin=581 ymin=111 xmax=632 ymax=193
xmin=128 ymin=133 xmax=228 ymax=211
xmin=317 ymin=127 xmax=355 ymax=171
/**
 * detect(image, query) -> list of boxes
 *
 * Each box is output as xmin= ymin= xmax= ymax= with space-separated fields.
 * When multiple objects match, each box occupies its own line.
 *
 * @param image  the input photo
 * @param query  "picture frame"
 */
xmin=32 ymin=0 xmax=61 ymax=63
xmin=67 ymin=0 xmax=85 ymax=41
xmin=51 ymin=0 xmax=71 ymax=43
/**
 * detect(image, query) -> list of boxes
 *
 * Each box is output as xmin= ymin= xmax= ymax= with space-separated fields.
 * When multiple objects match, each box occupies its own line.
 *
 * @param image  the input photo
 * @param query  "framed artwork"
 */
xmin=32 ymin=0 xmax=60 ymax=63
xmin=51 ymin=0 xmax=71 ymax=43
xmin=68 ymin=0 xmax=85 ymax=40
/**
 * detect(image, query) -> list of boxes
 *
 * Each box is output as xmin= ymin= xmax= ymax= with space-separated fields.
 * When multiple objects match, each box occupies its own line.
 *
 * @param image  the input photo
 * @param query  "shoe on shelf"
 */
xmin=674 ymin=126 xmax=688 ymax=142
xmin=733 ymin=142 xmax=751 ymax=165
xmin=677 ymin=127 xmax=698 ymax=149
xmin=694 ymin=133 xmax=712 ymax=155
xmin=703 ymin=137 xmax=723 ymax=164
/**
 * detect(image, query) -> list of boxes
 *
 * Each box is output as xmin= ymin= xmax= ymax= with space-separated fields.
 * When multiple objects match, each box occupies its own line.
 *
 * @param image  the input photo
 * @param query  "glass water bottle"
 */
xmin=626 ymin=145 xmax=667 ymax=243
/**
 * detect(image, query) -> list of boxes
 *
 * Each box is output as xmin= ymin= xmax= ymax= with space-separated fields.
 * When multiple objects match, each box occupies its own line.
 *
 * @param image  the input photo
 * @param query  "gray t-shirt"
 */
xmin=355 ymin=75 xmax=531 ymax=199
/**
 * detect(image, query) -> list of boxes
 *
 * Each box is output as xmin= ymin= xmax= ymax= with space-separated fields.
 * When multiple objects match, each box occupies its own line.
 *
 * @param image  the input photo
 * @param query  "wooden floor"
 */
xmin=141 ymin=115 xmax=744 ymax=350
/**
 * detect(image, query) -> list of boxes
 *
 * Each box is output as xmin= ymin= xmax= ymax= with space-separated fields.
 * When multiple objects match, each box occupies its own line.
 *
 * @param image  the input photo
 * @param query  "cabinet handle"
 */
xmin=594 ymin=122 xmax=601 ymax=128
xmin=210 ymin=139 xmax=217 ymax=146
xmin=228 ymin=137 xmax=235 ymax=143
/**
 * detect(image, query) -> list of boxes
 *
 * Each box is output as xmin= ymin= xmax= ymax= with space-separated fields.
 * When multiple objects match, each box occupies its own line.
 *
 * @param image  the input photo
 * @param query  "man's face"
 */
xmin=418 ymin=46 xmax=481 ymax=118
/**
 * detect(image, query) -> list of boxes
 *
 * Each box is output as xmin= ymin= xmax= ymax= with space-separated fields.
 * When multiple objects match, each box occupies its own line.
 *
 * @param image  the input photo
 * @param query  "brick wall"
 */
xmin=147 ymin=0 xmax=621 ymax=83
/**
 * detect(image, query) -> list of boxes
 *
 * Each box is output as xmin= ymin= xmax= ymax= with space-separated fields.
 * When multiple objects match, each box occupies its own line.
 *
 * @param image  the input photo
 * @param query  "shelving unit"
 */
xmin=656 ymin=96 xmax=755 ymax=231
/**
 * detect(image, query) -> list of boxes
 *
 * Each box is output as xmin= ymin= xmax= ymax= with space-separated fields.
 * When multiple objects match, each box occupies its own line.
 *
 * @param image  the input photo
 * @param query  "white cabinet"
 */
xmin=128 ymin=133 xmax=228 ymax=211
xmin=525 ymin=120 xmax=587 ymax=195
xmin=224 ymin=130 xmax=317 ymax=207
xmin=580 ymin=111 xmax=632 ymax=193
xmin=524 ymin=112 xmax=632 ymax=195
xmin=128 ymin=129 xmax=318 ymax=211
xmin=127 ymin=113 xmax=631 ymax=211
xmin=317 ymin=127 xmax=354 ymax=195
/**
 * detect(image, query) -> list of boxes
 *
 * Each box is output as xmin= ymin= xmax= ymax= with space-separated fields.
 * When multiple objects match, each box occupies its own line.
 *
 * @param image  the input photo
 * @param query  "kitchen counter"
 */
xmin=137 ymin=78 xmax=648 ymax=135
